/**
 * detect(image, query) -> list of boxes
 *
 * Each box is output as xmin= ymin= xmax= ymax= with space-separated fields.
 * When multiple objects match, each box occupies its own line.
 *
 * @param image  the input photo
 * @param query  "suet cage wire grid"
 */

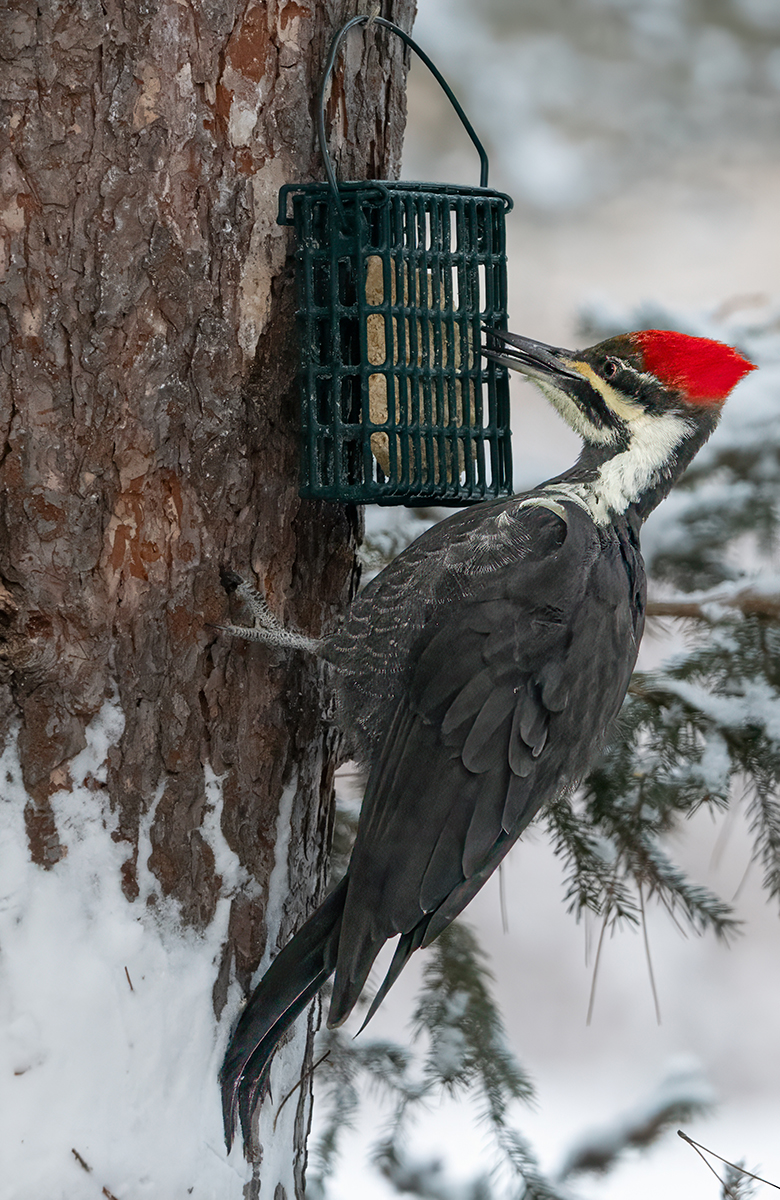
xmin=278 ymin=15 xmax=514 ymax=506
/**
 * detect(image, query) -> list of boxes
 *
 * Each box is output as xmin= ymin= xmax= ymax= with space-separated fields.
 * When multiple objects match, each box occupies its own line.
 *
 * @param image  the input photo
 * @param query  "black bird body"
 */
xmin=220 ymin=327 xmax=754 ymax=1149
xmin=324 ymin=492 xmax=644 ymax=1022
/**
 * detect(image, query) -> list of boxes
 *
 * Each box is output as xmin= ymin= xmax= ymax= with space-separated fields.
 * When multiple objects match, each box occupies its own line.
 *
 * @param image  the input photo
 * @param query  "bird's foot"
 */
xmin=218 ymin=571 xmax=319 ymax=653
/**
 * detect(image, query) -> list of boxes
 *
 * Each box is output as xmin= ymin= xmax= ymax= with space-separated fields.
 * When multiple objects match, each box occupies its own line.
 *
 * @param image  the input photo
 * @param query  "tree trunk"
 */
xmin=0 ymin=1 xmax=415 ymax=1195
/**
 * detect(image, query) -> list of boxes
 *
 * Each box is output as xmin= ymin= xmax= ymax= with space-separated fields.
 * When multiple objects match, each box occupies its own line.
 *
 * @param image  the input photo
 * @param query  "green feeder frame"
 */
xmin=278 ymin=16 xmax=514 ymax=506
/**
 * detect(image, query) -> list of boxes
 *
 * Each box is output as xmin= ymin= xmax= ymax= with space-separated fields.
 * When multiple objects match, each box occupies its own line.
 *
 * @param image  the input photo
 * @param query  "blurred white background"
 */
xmin=318 ymin=1 xmax=780 ymax=1196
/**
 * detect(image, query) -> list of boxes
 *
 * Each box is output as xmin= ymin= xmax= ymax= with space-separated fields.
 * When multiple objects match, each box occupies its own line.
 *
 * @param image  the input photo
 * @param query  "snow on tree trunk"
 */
xmin=0 ymin=1 xmax=415 ymax=1195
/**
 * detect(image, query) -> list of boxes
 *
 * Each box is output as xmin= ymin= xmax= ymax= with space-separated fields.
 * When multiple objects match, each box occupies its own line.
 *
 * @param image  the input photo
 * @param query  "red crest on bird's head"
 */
xmin=631 ymin=329 xmax=755 ymax=406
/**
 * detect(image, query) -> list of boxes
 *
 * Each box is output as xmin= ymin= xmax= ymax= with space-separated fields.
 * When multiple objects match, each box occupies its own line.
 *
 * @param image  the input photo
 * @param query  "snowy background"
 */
xmin=319 ymin=1 xmax=780 ymax=1197
xmin=2 ymin=0 xmax=780 ymax=1197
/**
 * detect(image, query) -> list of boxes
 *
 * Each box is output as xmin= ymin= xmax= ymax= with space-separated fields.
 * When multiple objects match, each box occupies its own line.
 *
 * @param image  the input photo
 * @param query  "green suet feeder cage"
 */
xmin=277 ymin=16 xmax=514 ymax=506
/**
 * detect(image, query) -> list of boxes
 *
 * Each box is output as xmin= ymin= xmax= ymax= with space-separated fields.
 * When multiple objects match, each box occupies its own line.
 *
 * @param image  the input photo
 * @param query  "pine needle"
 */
xmin=638 ymin=881 xmax=662 ymax=1025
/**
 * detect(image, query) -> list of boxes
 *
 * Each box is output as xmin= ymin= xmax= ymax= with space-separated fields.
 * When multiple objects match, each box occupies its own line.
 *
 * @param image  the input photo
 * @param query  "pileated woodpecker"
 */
xmin=220 ymin=327 xmax=754 ymax=1150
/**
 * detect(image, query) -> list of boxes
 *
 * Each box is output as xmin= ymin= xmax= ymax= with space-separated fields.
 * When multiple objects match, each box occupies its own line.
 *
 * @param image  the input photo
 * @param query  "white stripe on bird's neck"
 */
xmin=522 ymin=409 xmax=693 ymax=526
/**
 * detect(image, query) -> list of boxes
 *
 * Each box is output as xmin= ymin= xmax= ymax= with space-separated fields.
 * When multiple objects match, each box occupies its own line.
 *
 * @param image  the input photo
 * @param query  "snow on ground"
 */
xmin=0 ymin=698 xmax=252 ymax=1199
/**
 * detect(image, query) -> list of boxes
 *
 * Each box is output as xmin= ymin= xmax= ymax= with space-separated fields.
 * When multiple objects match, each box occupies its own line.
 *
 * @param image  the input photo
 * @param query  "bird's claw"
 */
xmin=218 ymin=572 xmax=319 ymax=653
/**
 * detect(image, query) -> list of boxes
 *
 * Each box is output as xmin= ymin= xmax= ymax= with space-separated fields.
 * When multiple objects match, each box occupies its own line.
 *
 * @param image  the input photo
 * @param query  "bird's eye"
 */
xmin=603 ymin=360 xmax=618 ymax=379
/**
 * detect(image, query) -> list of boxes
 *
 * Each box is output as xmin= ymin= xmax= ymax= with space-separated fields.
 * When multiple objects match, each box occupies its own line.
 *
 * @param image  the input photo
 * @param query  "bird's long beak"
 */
xmin=483 ymin=329 xmax=583 ymax=383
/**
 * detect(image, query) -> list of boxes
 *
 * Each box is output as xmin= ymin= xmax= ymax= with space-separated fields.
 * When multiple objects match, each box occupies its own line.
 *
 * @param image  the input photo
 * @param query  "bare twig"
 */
xmin=647 ymin=588 xmax=780 ymax=623
xmin=678 ymin=1129 xmax=780 ymax=1191
xmin=71 ymin=1148 xmax=92 ymax=1173
xmin=273 ymin=1051 xmax=331 ymax=1132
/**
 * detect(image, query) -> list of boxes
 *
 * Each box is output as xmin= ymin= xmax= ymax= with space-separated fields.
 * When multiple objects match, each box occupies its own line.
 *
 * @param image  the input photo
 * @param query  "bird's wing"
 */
xmin=328 ymin=502 xmax=624 ymax=1026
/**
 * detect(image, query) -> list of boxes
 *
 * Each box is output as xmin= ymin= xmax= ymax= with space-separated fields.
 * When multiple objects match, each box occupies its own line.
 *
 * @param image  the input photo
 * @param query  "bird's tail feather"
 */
xmin=356 ymin=921 xmax=428 ymax=1034
xmin=220 ymin=875 xmax=349 ymax=1152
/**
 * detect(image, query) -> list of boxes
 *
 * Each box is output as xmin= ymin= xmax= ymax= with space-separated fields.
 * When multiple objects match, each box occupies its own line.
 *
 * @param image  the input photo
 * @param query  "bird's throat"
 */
xmin=539 ymin=410 xmax=693 ymax=525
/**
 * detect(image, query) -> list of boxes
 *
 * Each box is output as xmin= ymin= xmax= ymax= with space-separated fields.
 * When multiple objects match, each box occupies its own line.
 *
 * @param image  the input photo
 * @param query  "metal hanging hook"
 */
xmin=317 ymin=16 xmax=491 ymax=227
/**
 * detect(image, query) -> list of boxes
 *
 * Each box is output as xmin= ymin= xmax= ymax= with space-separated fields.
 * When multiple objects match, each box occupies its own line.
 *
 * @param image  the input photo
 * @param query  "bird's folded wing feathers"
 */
xmin=328 ymin=507 xmax=580 ymax=1024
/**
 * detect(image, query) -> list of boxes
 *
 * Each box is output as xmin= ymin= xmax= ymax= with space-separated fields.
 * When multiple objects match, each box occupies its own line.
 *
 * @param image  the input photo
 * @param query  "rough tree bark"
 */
xmin=0 ymin=0 xmax=415 ymax=1194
